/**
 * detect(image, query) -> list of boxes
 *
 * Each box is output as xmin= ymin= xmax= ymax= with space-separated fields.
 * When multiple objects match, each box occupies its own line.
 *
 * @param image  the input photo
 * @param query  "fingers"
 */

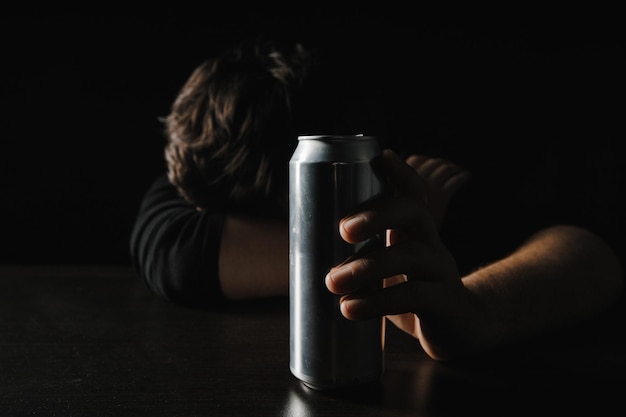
xmin=403 ymin=153 xmax=471 ymax=229
xmin=405 ymin=155 xmax=471 ymax=193
xmin=379 ymin=149 xmax=428 ymax=199
xmin=338 ymin=196 xmax=432 ymax=244
xmin=404 ymin=154 xmax=429 ymax=169
xmin=338 ymin=280 xmax=455 ymax=320
xmin=325 ymin=244 xmax=416 ymax=294
xmin=339 ymin=149 xmax=437 ymax=245
xmin=326 ymin=148 xmax=464 ymax=323
xmin=325 ymin=239 xmax=451 ymax=294
xmin=443 ymin=170 xmax=472 ymax=195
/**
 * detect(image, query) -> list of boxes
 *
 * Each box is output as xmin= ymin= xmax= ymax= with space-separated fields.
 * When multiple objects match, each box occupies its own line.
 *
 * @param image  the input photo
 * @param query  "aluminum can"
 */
xmin=289 ymin=134 xmax=385 ymax=390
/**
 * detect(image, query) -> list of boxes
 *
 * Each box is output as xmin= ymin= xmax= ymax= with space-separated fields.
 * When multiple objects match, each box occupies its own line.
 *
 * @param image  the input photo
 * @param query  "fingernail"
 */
xmin=339 ymin=298 xmax=354 ymax=319
xmin=343 ymin=215 xmax=361 ymax=230
xmin=326 ymin=265 xmax=353 ymax=293
xmin=339 ymin=296 xmax=362 ymax=320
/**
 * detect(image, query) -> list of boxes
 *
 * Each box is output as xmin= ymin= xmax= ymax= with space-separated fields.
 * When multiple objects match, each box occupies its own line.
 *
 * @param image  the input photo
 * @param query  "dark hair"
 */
xmin=163 ymin=38 xmax=314 ymax=214
xmin=163 ymin=37 xmax=383 ymax=215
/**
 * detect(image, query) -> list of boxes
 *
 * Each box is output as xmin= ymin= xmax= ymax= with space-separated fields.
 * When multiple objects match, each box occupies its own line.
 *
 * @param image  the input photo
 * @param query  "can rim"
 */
xmin=297 ymin=134 xmax=374 ymax=141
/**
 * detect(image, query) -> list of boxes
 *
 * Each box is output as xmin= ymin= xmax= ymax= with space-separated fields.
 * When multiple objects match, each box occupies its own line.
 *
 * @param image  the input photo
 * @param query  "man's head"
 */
xmin=163 ymin=36 xmax=382 ymax=215
xmin=164 ymin=38 xmax=313 ymax=214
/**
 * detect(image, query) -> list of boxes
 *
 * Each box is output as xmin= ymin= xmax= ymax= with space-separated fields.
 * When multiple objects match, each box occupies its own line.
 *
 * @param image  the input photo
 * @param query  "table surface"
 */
xmin=1 ymin=265 xmax=625 ymax=416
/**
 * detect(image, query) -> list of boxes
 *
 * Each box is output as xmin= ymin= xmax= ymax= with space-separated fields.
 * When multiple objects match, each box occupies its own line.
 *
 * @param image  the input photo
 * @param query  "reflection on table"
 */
xmin=1 ymin=265 xmax=624 ymax=416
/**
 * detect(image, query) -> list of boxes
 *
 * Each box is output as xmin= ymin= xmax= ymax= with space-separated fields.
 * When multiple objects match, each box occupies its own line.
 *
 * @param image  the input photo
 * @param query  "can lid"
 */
xmin=291 ymin=134 xmax=380 ymax=163
xmin=298 ymin=134 xmax=372 ymax=141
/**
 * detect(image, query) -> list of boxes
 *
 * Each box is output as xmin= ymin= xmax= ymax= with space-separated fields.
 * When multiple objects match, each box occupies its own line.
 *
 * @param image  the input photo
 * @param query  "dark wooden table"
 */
xmin=1 ymin=265 xmax=625 ymax=416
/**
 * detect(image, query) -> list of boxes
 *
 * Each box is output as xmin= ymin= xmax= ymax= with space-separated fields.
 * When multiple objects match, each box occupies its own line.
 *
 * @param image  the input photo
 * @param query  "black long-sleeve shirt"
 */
xmin=130 ymin=174 xmax=226 ymax=308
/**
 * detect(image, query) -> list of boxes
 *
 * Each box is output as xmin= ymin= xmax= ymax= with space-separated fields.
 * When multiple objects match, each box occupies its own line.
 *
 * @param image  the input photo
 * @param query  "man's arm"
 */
xmin=326 ymin=150 xmax=624 ymax=360
xmin=219 ymin=215 xmax=289 ymax=300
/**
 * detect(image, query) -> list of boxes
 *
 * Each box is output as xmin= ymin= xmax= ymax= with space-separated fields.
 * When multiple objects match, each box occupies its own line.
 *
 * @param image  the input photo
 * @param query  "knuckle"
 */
xmin=352 ymin=256 xmax=373 ymax=274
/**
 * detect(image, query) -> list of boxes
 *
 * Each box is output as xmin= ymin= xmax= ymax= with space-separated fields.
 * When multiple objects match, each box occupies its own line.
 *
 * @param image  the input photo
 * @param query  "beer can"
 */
xmin=289 ymin=134 xmax=385 ymax=390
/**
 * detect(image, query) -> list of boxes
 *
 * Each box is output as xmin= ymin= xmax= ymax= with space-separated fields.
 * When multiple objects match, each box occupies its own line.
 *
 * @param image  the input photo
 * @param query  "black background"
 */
xmin=1 ymin=10 xmax=624 ymax=265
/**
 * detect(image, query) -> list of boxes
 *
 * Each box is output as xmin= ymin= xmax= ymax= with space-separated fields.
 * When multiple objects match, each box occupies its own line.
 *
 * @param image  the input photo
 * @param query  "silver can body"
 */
xmin=289 ymin=134 xmax=385 ymax=390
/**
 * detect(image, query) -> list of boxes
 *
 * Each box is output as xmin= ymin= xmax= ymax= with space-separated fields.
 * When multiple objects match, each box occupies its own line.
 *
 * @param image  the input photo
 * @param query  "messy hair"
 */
xmin=163 ymin=38 xmax=313 ymax=214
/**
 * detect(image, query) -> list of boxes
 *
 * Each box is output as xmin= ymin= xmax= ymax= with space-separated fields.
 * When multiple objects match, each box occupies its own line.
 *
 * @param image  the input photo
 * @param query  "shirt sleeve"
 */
xmin=130 ymin=174 xmax=227 ymax=308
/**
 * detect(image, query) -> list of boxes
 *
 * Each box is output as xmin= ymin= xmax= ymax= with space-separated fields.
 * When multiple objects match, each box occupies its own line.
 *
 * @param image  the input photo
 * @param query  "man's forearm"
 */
xmin=219 ymin=216 xmax=289 ymax=300
xmin=463 ymin=224 xmax=623 ymax=349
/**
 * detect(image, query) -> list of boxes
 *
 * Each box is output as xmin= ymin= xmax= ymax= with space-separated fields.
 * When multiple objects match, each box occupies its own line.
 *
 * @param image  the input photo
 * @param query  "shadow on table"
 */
xmin=282 ymin=296 xmax=626 ymax=416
